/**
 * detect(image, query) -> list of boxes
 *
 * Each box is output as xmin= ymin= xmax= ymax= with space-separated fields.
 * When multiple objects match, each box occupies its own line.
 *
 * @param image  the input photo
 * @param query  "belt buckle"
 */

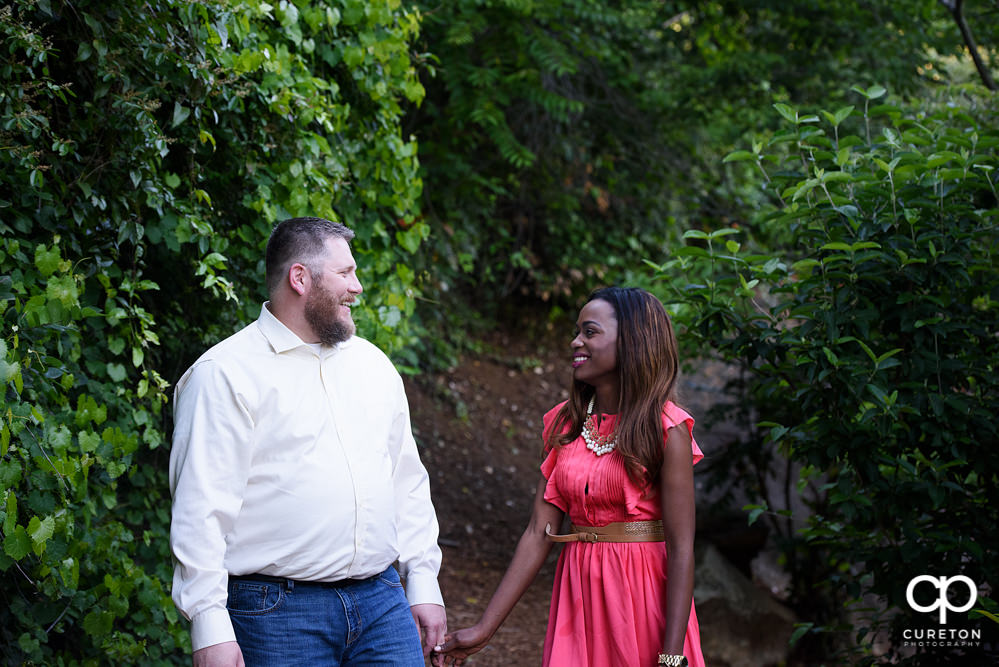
xmin=579 ymin=531 xmax=599 ymax=543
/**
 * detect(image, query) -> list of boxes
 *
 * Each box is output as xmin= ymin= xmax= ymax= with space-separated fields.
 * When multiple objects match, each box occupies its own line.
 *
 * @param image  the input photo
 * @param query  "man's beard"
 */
xmin=304 ymin=280 xmax=355 ymax=346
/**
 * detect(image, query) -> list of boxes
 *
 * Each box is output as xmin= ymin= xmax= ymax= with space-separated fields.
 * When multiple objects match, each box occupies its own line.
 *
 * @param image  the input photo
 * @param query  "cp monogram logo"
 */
xmin=906 ymin=575 xmax=978 ymax=624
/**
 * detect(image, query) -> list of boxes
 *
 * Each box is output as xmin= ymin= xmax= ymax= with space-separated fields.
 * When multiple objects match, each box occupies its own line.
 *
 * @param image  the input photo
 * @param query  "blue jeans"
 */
xmin=227 ymin=566 xmax=425 ymax=666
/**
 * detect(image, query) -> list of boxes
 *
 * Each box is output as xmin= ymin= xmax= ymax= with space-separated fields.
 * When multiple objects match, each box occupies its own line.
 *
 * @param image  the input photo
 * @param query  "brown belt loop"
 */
xmin=545 ymin=520 xmax=665 ymax=543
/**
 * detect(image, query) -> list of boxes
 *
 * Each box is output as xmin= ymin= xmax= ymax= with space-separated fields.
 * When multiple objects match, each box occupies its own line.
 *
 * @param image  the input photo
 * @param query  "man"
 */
xmin=170 ymin=217 xmax=446 ymax=666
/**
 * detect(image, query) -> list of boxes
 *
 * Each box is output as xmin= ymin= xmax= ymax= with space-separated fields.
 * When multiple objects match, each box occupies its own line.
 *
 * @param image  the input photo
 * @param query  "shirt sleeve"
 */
xmin=388 ymin=376 xmax=444 ymax=608
xmin=169 ymin=359 xmax=254 ymax=651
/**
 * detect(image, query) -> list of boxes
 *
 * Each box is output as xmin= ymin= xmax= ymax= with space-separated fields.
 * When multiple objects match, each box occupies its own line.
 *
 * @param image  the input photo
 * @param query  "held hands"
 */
xmin=432 ymin=624 xmax=491 ymax=667
xmin=411 ymin=603 xmax=448 ymax=666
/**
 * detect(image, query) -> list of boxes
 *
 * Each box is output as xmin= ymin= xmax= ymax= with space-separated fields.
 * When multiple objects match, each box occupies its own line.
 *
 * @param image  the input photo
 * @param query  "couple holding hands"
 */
xmin=170 ymin=217 xmax=704 ymax=667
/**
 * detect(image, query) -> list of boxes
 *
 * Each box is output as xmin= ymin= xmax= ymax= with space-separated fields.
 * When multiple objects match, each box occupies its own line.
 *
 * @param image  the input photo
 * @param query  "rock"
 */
xmin=694 ymin=543 xmax=798 ymax=667
xmin=751 ymin=546 xmax=792 ymax=601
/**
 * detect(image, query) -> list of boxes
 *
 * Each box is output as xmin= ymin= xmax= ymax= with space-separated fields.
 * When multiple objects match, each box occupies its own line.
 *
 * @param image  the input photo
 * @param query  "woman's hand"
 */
xmin=434 ymin=624 xmax=491 ymax=666
xmin=432 ymin=476 xmax=562 ymax=666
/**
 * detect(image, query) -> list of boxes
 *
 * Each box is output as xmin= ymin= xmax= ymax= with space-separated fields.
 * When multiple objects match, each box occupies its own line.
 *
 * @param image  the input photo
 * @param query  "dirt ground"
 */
xmin=405 ymin=321 xmax=573 ymax=666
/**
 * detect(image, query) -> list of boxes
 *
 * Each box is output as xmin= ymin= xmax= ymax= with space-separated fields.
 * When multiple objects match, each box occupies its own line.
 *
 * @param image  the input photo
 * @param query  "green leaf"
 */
xmin=82 ymin=610 xmax=113 ymax=638
xmin=78 ymin=430 xmax=101 ymax=453
xmin=171 ymin=102 xmax=191 ymax=128
xmin=852 ymin=84 xmax=886 ymax=99
xmin=60 ymin=557 xmax=79 ymax=589
xmin=833 ymin=105 xmax=854 ymax=125
xmin=106 ymin=363 xmax=127 ymax=383
xmin=854 ymin=339 xmax=876 ymax=362
xmin=820 ymin=171 xmax=853 ymax=183
xmin=395 ymin=227 xmax=423 ymax=254
xmin=743 ymin=503 xmax=768 ymax=526
xmin=28 ymin=515 xmax=55 ymax=555
xmin=343 ymin=45 xmax=364 ymax=67
xmin=773 ymin=103 xmax=797 ymax=123
xmin=107 ymin=337 xmax=126 ymax=355
xmin=867 ymin=384 xmax=891 ymax=407
xmin=76 ymin=42 xmax=93 ymax=62
xmin=47 ymin=275 xmax=79 ymax=307
xmin=970 ymin=609 xmax=999 ymax=626
xmin=34 ymin=244 xmax=61 ymax=277
xmin=3 ymin=492 xmax=16 ymax=535
xmin=789 ymin=622 xmax=814 ymax=648
xmin=876 ymin=348 xmax=902 ymax=363
xmin=723 ymin=150 xmax=757 ymax=163
xmin=3 ymin=525 xmax=30 ymax=560
xmin=0 ymin=341 xmax=20 ymax=385
xmin=791 ymin=259 xmax=820 ymax=273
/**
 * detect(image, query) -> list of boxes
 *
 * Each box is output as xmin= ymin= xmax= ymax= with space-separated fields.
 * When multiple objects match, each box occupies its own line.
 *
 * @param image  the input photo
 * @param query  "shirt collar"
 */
xmin=256 ymin=302 xmax=353 ymax=356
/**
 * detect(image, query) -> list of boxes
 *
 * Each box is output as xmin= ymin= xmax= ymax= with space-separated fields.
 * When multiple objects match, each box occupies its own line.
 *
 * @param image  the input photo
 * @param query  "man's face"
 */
xmin=304 ymin=237 xmax=363 ymax=346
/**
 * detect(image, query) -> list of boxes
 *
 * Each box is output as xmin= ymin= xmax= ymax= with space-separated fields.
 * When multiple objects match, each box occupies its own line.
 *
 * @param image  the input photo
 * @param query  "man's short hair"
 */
xmin=264 ymin=217 xmax=355 ymax=296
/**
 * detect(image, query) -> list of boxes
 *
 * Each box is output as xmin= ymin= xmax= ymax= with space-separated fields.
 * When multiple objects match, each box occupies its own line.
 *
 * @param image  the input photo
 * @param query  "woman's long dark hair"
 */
xmin=543 ymin=287 xmax=680 ymax=487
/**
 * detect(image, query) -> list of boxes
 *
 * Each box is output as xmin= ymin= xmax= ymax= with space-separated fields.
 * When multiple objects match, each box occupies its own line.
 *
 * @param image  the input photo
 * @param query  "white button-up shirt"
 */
xmin=169 ymin=303 xmax=443 ymax=651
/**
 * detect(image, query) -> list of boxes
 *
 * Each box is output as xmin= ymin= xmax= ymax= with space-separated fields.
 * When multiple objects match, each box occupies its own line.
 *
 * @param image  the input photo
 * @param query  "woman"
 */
xmin=436 ymin=287 xmax=704 ymax=667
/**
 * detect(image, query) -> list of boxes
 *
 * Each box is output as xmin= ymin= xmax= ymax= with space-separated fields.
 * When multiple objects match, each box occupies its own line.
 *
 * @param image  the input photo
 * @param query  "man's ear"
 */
xmin=288 ymin=263 xmax=309 ymax=296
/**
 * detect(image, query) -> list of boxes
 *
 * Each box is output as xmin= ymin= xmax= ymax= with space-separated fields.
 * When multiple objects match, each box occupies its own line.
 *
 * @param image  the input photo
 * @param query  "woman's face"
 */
xmin=571 ymin=298 xmax=619 ymax=388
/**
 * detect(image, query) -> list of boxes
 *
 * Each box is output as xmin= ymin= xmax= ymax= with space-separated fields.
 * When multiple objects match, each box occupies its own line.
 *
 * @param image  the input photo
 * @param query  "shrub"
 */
xmin=652 ymin=84 xmax=999 ymax=663
xmin=1 ymin=0 xmax=425 ymax=662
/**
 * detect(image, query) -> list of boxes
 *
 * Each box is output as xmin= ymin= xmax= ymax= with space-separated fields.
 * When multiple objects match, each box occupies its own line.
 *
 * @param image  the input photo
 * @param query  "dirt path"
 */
xmin=435 ymin=549 xmax=554 ymax=665
xmin=405 ymin=325 xmax=570 ymax=664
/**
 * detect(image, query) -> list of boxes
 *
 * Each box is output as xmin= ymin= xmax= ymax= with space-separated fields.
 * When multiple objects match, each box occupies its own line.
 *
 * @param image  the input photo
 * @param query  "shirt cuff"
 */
xmin=190 ymin=607 xmax=237 ymax=653
xmin=404 ymin=572 xmax=444 ymax=608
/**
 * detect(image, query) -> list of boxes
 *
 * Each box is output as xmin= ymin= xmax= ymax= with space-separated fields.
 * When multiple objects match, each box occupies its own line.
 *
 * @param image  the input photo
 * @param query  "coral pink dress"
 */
xmin=540 ymin=401 xmax=705 ymax=667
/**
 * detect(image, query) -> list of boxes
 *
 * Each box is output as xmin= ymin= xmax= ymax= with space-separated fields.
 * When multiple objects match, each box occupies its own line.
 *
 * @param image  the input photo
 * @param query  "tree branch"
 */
xmin=940 ymin=0 xmax=997 ymax=90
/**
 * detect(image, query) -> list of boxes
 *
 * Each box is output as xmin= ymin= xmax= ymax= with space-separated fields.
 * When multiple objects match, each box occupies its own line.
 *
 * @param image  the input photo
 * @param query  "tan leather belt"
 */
xmin=545 ymin=520 xmax=665 ymax=543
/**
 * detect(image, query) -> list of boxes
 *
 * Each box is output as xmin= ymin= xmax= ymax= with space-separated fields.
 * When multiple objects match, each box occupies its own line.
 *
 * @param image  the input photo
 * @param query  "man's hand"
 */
xmin=192 ymin=641 xmax=244 ymax=667
xmin=411 ymin=603 xmax=447 ymax=665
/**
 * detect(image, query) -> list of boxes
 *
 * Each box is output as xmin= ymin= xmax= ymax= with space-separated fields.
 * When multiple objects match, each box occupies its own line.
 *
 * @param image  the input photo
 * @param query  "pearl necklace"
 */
xmin=582 ymin=397 xmax=616 ymax=456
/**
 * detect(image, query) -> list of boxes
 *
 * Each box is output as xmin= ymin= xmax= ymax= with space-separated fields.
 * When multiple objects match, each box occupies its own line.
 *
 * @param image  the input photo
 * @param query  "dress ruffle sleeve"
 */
xmin=663 ymin=401 xmax=704 ymax=466
xmin=540 ymin=402 xmax=569 ymax=512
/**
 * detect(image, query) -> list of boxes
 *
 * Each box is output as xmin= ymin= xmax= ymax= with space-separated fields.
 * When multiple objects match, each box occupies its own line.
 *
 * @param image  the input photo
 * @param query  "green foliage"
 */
xmin=411 ymin=1 xmax=692 ymax=313
xmin=653 ymin=84 xmax=999 ymax=663
xmin=1 ymin=0 xmax=425 ymax=662
xmin=409 ymin=0 xmax=998 ymax=359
